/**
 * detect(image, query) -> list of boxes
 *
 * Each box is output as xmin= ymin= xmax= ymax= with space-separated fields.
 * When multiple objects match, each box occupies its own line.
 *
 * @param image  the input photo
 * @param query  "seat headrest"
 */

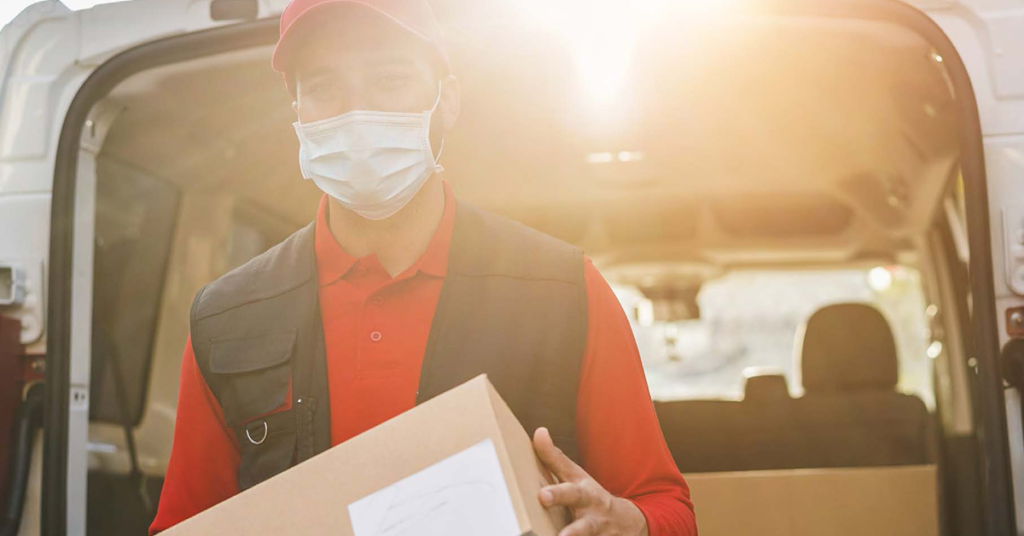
xmin=799 ymin=303 xmax=898 ymax=393
xmin=742 ymin=369 xmax=790 ymax=400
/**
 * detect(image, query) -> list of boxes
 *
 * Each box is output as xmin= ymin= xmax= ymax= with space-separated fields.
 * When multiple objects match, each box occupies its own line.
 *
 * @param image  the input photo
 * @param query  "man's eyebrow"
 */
xmin=371 ymin=55 xmax=419 ymax=69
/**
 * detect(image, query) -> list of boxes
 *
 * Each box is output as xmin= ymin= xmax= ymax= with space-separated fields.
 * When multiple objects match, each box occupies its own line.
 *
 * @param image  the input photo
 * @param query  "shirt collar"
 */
xmin=314 ymin=180 xmax=457 ymax=286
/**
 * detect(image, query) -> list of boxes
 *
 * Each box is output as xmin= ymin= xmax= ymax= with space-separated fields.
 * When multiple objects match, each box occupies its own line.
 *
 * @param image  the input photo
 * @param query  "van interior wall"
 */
xmin=84 ymin=8 xmax=963 ymax=532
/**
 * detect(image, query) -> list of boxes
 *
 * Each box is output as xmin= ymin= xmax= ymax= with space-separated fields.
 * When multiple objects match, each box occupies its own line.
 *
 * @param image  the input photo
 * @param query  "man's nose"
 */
xmin=335 ymin=97 xmax=368 ymax=116
xmin=333 ymin=99 xmax=366 ymax=116
xmin=331 ymin=88 xmax=371 ymax=116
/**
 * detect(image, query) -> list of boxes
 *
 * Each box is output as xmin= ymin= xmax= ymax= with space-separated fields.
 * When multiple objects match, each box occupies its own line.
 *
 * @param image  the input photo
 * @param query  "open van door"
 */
xmin=943 ymin=0 xmax=1024 ymax=527
xmin=0 ymin=2 xmax=287 ymax=534
xmin=921 ymin=1 xmax=1024 ymax=532
xmin=0 ymin=0 xmax=1022 ymax=534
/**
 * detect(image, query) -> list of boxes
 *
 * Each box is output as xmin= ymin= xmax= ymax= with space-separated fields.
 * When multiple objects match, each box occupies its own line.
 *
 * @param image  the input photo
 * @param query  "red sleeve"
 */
xmin=149 ymin=336 xmax=241 ymax=534
xmin=576 ymin=258 xmax=697 ymax=536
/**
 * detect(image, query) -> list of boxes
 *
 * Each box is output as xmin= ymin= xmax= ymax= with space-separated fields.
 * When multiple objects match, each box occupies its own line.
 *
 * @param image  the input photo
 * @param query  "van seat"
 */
xmin=655 ymin=372 xmax=794 ymax=473
xmin=655 ymin=303 xmax=934 ymax=473
xmin=793 ymin=303 xmax=934 ymax=468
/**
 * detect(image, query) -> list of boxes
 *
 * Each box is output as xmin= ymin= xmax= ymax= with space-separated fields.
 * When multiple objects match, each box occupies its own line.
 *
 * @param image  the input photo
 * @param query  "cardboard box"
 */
xmin=164 ymin=375 xmax=569 ymax=536
xmin=687 ymin=464 xmax=938 ymax=536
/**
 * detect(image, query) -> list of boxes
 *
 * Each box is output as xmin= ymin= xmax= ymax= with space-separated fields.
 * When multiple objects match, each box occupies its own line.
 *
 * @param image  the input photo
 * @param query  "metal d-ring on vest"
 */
xmin=246 ymin=421 xmax=268 ymax=445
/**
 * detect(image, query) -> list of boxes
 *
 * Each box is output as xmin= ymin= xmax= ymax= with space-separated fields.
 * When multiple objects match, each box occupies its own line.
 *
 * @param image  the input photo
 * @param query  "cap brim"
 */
xmin=271 ymin=0 xmax=433 ymax=74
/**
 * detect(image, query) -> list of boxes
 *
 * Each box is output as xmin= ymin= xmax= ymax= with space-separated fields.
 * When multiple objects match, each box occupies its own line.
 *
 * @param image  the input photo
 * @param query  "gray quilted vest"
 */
xmin=189 ymin=201 xmax=588 ymax=491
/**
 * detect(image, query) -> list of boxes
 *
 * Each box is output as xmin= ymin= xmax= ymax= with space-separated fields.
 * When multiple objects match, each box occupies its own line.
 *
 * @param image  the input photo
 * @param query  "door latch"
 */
xmin=1002 ymin=338 xmax=1024 ymax=389
xmin=0 ymin=264 xmax=26 ymax=306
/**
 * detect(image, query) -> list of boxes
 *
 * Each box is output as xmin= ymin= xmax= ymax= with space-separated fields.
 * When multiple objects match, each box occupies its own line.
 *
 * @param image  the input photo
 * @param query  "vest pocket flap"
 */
xmin=209 ymin=332 xmax=295 ymax=373
xmin=208 ymin=332 xmax=295 ymax=425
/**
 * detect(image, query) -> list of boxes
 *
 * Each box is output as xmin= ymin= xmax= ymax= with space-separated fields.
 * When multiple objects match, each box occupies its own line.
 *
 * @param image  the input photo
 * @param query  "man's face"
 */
xmin=292 ymin=7 xmax=448 ymax=124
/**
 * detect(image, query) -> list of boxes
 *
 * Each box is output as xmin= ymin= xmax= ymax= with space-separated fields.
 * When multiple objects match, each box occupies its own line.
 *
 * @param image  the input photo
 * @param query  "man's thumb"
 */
xmin=533 ymin=427 xmax=582 ymax=482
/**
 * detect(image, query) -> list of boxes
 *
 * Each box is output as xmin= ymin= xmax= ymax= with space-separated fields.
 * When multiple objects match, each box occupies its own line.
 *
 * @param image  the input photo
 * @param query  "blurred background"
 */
xmin=0 ymin=0 xmax=125 ymax=29
xmin=0 ymin=0 xmax=1009 ymax=534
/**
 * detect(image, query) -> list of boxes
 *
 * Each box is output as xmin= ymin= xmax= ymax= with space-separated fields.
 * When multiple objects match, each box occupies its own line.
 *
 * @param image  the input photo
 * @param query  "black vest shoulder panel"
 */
xmin=190 ymin=201 xmax=587 ymax=491
xmin=417 ymin=204 xmax=587 ymax=458
xmin=192 ymin=222 xmax=316 ymax=321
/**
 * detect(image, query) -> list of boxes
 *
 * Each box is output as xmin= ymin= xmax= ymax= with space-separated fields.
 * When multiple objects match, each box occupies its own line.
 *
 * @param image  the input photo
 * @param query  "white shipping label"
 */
xmin=348 ymin=438 xmax=521 ymax=536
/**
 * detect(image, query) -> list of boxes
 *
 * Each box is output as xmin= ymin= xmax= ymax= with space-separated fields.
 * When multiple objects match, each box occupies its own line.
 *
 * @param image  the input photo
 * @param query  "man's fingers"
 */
xmin=539 ymin=482 xmax=592 ymax=509
xmin=533 ymin=427 xmax=586 ymax=482
xmin=558 ymin=516 xmax=600 ymax=536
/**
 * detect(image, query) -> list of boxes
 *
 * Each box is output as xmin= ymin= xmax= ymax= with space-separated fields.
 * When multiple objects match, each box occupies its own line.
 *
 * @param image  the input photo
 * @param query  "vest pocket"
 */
xmin=209 ymin=332 xmax=299 ymax=491
xmin=209 ymin=331 xmax=295 ymax=426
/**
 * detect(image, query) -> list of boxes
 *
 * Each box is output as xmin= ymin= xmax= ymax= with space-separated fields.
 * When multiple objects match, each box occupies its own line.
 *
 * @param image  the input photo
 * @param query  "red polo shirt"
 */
xmin=151 ymin=182 xmax=695 ymax=536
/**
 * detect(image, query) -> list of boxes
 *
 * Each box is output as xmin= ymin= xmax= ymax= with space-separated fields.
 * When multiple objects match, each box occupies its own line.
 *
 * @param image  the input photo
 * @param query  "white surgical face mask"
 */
xmin=293 ymin=84 xmax=445 ymax=221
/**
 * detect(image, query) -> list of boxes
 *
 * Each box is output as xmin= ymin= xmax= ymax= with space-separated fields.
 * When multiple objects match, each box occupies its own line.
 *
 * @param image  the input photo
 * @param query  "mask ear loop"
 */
xmin=435 ymin=139 xmax=446 ymax=168
xmin=428 ymin=81 xmax=446 ymax=168
xmin=428 ymin=80 xmax=444 ymax=113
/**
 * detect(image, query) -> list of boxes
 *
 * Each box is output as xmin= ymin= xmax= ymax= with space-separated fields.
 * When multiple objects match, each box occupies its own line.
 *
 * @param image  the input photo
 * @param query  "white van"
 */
xmin=0 ymin=0 xmax=1022 ymax=534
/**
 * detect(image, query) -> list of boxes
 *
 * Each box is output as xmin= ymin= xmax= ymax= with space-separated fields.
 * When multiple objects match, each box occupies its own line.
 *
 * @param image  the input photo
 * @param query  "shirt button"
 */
xmin=372 ymin=296 xmax=384 ymax=306
xmin=369 ymin=330 xmax=382 ymax=342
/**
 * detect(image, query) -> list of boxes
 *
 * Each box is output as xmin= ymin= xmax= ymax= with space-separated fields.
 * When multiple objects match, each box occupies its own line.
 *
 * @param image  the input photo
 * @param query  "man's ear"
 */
xmin=439 ymin=75 xmax=461 ymax=133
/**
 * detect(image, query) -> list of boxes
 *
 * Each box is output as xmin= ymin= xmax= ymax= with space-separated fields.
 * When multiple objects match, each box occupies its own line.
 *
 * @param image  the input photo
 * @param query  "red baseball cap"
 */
xmin=272 ymin=0 xmax=450 ymax=96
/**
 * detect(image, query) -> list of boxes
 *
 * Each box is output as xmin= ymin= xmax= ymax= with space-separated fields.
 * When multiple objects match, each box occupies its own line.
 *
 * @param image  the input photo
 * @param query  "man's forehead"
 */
xmin=296 ymin=48 xmax=424 ymax=80
xmin=294 ymin=6 xmax=428 ymax=66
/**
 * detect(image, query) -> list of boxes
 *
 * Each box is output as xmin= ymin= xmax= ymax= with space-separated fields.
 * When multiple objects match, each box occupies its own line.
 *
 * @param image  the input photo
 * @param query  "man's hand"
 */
xmin=533 ymin=427 xmax=649 ymax=536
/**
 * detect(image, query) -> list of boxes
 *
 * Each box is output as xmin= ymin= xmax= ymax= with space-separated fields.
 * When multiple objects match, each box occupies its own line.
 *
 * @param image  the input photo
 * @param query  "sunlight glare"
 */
xmin=520 ymin=0 xmax=660 ymax=104
xmin=868 ymin=267 xmax=893 ymax=292
xmin=519 ymin=0 xmax=737 ymax=104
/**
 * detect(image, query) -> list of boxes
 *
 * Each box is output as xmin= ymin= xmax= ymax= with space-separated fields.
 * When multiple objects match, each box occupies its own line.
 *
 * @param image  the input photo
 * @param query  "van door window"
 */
xmin=90 ymin=159 xmax=180 ymax=426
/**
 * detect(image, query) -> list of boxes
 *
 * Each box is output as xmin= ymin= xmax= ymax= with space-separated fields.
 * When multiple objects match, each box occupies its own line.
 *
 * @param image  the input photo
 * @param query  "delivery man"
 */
xmin=151 ymin=1 xmax=696 ymax=534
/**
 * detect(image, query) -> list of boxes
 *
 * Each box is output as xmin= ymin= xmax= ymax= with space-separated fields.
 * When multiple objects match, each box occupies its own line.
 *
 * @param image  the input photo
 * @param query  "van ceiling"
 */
xmin=99 ymin=6 xmax=959 ymax=270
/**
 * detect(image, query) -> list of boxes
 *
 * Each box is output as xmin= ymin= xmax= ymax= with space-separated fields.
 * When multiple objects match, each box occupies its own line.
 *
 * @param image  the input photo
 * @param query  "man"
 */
xmin=151 ymin=1 xmax=696 ymax=535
